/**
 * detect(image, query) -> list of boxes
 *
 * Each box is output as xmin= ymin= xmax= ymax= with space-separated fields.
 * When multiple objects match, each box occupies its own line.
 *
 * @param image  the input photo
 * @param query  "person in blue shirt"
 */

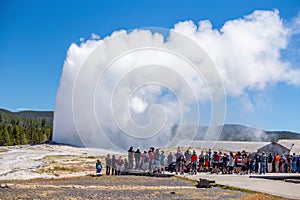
xmin=96 ymin=159 xmax=102 ymax=174
xmin=292 ymin=153 xmax=298 ymax=173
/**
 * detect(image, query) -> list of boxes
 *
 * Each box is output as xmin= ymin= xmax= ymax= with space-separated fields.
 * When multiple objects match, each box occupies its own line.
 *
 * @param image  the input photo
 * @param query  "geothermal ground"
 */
xmin=0 ymin=144 xmax=120 ymax=180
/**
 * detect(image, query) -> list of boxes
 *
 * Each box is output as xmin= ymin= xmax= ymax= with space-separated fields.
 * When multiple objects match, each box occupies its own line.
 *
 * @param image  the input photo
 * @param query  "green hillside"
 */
xmin=0 ymin=108 xmax=53 ymax=146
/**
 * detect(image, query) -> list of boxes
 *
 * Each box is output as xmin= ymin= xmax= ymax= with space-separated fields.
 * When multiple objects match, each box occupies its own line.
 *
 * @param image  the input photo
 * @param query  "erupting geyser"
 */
xmin=53 ymin=11 xmax=300 ymax=152
xmin=52 ymin=28 xmax=226 ymax=151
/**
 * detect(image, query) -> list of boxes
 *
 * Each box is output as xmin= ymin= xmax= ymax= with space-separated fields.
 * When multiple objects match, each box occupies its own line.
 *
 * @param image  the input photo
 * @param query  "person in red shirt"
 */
xmin=274 ymin=153 xmax=280 ymax=173
xmin=191 ymin=150 xmax=198 ymax=175
xmin=213 ymin=151 xmax=220 ymax=173
xmin=148 ymin=149 xmax=154 ymax=172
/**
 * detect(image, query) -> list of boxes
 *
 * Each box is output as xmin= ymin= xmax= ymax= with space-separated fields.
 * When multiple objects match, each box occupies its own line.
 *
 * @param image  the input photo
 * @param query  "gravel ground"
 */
xmin=0 ymin=176 xmax=284 ymax=199
xmin=0 ymin=175 xmax=249 ymax=200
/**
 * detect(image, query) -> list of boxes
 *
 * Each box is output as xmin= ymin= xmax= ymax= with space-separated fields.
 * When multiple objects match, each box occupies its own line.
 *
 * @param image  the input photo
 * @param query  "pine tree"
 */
xmin=41 ymin=118 xmax=46 ymax=128
xmin=3 ymin=127 xmax=12 ymax=146
xmin=20 ymin=129 xmax=28 ymax=145
xmin=0 ymin=128 xmax=4 ymax=146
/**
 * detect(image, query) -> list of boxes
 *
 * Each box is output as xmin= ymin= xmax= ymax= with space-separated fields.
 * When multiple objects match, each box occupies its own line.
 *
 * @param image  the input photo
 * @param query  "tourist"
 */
xmin=198 ymin=151 xmax=205 ymax=172
xmin=235 ymin=153 xmax=243 ymax=174
xmin=142 ymin=150 xmax=149 ymax=171
xmin=175 ymin=147 xmax=184 ymax=175
xmin=128 ymin=146 xmax=135 ymax=170
xmin=241 ymin=154 xmax=248 ymax=175
xmin=212 ymin=151 xmax=220 ymax=174
xmin=267 ymin=153 xmax=273 ymax=173
xmin=105 ymin=154 xmax=112 ymax=175
xmin=297 ymin=153 xmax=300 ymax=173
xmin=254 ymin=153 xmax=260 ymax=174
xmin=167 ymin=152 xmax=174 ymax=166
xmin=160 ymin=150 xmax=166 ymax=173
xmin=221 ymin=153 xmax=229 ymax=174
xmin=124 ymin=158 xmax=129 ymax=171
xmin=111 ymin=155 xmax=117 ymax=175
xmin=184 ymin=149 xmax=192 ymax=165
xmin=246 ymin=153 xmax=252 ymax=174
xmin=219 ymin=152 xmax=223 ymax=173
xmin=292 ymin=153 xmax=298 ymax=173
xmin=134 ymin=147 xmax=141 ymax=170
xmin=205 ymin=151 xmax=210 ymax=172
xmin=184 ymin=149 xmax=192 ymax=173
xmin=274 ymin=153 xmax=280 ymax=173
xmin=287 ymin=154 xmax=292 ymax=173
xmin=116 ymin=156 xmax=124 ymax=175
xmin=96 ymin=159 xmax=102 ymax=174
xmin=191 ymin=150 xmax=198 ymax=175
xmin=207 ymin=149 xmax=212 ymax=171
xmin=148 ymin=149 xmax=155 ymax=172
xmin=228 ymin=152 xmax=235 ymax=174
xmin=259 ymin=152 xmax=267 ymax=174
xmin=279 ymin=154 xmax=286 ymax=173
xmin=249 ymin=153 xmax=256 ymax=174
xmin=154 ymin=149 xmax=161 ymax=171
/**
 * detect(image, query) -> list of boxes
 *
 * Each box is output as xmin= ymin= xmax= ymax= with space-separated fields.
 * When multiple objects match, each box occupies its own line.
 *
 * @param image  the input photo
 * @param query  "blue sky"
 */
xmin=0 ymin=0 xmax=300 ymax=132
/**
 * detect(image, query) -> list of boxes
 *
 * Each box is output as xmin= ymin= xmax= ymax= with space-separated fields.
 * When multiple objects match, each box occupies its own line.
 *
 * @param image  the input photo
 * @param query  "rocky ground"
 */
xmin=0 ymin=175 xmax=283 ymax=200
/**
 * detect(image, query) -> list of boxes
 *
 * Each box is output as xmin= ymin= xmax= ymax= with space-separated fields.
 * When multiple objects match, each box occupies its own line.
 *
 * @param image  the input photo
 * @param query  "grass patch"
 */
xmin=49 ymin=160 xmax=56 ymax=164
xmin=86 ymin=156 xmax=97 ymax=159
xmin=53 ymin=166 xmax=79 ymax=172
xmin=239 ymin=193 xmax=289 ymax=200
xmin=217 ymin=184 xmax=257 ymax=194
xmin=216 ymin=184 xmax=288 ymax=199
xmin=43 ymin=155 xmax=77 ymax=160
xmin=34 ymin=165 xmax=79 ymax=175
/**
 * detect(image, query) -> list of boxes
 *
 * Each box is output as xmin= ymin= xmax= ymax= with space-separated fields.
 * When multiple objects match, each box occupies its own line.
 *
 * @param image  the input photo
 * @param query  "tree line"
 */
xmin=0 ymin=109 xmax=53 ymax=146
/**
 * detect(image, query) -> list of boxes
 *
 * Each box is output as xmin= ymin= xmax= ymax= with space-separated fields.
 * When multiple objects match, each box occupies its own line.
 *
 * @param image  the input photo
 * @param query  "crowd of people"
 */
xmin=96 ymin=146 xmax=300 ymax=175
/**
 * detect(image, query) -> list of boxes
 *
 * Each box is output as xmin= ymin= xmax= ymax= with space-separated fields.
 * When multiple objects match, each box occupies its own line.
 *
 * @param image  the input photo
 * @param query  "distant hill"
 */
xmin=192 ymin=124 xmax=300 ymax=142
xmin=0 ymin=108 xmax=53 ymax=123
xmin=0 ymin=108 xmax=53 ymax=146
xmin=1 ymin=108 xmax=299 ymax=146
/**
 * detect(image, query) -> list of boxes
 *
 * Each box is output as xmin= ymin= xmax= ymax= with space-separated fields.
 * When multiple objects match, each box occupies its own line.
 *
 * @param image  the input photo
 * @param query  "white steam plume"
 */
xmin=53 ymin=10 xmax=300 ymax=150
xmin=173 ymin=10 xmax=300 ymax=95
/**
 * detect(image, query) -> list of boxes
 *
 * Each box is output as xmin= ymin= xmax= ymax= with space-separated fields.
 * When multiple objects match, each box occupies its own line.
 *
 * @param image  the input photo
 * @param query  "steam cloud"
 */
xmin=53 ymin=10 xmax=300 ymax=151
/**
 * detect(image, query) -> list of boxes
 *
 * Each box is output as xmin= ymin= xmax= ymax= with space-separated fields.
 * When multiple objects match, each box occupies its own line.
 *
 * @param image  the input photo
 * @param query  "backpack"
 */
xmin=267 ymin=155 xmax=273 ymax=163
xmin=96 ymin=163 xmax=102 ymax=170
